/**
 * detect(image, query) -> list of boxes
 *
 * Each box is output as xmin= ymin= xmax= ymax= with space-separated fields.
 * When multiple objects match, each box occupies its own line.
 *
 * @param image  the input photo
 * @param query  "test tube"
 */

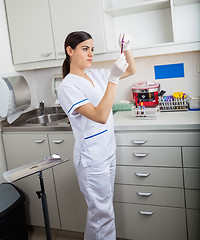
xmin=121 ymin=35 xmax=124 ymax=54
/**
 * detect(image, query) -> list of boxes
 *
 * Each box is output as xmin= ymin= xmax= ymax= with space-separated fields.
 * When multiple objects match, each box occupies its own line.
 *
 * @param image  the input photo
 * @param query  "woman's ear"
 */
xmin=66 ymin=46 xmax=73 ymax=56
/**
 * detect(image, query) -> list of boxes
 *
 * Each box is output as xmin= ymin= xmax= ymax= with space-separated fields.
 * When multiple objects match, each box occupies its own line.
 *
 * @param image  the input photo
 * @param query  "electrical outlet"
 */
xmin=197 ymin=63 xmax=200 ymax=73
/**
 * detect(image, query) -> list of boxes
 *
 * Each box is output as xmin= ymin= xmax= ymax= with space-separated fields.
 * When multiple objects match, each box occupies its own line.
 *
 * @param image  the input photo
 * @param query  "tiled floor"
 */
xmin=28 ymin=226 xmax=125 ymax=240
xmin=28 ymin=226 xmax=84 ymax=240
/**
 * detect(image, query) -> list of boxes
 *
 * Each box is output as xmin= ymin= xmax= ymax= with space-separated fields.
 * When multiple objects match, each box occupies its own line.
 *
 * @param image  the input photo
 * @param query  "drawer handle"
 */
xmin=137 ymin=192 xmax=152 ymax=197
xmin=135 ymin=173 xmax=150 ymax=177
xmin=34 ymin=139 xmax=45 ymax=144
xmin=139 ymin=211 xmax=154 ymax=216
xmin=133 ymin=153 xmax=148 ymax=157
xmin=52 ymin=140 xmax=64 ymax=144
xmin=41 ymin=52 xmax=52 ymax=57
xmin=131 ymin=140 xmax=147 ymax=145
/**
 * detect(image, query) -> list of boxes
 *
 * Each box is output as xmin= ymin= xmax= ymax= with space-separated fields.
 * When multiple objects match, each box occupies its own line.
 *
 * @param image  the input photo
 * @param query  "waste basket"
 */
xmin=0 ymin=183 xmax=28 ymax=240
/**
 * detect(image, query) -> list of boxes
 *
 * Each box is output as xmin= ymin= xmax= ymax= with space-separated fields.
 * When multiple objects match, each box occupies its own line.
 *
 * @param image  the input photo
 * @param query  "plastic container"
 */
xmin=188 ymin=97 xmax=200 ymax=110
xmin=0 ymin=183 xmax=28 ymax=240
xmin=112 ymin=102 xmax=134 ymax=111
xmin=132 ymin=82 xmax=160 ymax=107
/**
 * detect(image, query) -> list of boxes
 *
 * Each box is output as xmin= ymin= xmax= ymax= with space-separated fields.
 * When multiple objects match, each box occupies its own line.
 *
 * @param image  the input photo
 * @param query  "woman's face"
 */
xmin=68 ymin=38 xmax=94 ymax=69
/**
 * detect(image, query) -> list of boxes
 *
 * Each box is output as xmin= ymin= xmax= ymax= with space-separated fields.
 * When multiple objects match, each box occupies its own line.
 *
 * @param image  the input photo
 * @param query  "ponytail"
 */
xmin=62 ymin=31 xmax=92 ymax=79
xmin=62 ymin=55 xmax=70 ymax=79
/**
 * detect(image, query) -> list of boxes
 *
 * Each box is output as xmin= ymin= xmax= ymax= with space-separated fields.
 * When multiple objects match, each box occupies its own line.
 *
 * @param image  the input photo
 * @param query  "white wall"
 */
xmin=0 ymin=0 xmax=11 ymax=183
xmin=0 ymin=0 xmax=15 ymax=73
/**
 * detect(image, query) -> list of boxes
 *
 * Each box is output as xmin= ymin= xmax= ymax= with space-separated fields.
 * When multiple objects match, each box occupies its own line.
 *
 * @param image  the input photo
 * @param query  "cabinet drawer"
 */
xmin=3 ymin=133 xmax=49 ymax=169
xmin=184 ymin=168 xmax=200 ymax=189
xmin=185 ymin=190 xmax=200 ymax=209
xmin=116 ymin=166 xmax=183 ymax=188
xmin=116 ymin=146 xmax=181 ymax=167
xmin=186 ymin=209 xmax=200 ymax=240
xmin=114 ymin=202 xmax=187 ymax=240
xmin=115 ymin=131 xmax=200 ymax=147
xmin=114 ymin=184 xmax=185 ymax=208
xmin=182 ymin=147 xmax=200 ymax=168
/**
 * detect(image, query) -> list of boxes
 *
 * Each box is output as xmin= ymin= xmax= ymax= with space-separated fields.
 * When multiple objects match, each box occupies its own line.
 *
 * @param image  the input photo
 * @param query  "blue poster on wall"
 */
xmin=154 ymin=63 xmax=185 ymax=80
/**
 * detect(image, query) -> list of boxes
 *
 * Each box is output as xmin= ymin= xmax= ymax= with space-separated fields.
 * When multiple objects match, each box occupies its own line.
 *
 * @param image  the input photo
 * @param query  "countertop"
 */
xmin=1 ymin=109 xmax=200 ymax=132
xmin=114 ymin=110 xmax=200 ymax=131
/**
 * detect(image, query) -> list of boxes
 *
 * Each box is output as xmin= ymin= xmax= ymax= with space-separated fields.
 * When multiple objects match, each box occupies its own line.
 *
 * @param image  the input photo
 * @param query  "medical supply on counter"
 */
xmin=132 ymin=82 xmax=160 ymax=107
xmin=132 ymin=105 xmax=160 ymax=119
xmin=188 ymin=97 xmax=200 ymax=110
xmin=112 ymin=100 xmax=134 ymax=111
xmin=159 ymin=92 xmax=188 ymax=111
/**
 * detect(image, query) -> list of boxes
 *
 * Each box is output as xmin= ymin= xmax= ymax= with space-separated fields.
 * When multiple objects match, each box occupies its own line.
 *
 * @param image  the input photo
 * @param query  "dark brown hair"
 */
xmin=62 ymin=31 xmax=92 ymax=78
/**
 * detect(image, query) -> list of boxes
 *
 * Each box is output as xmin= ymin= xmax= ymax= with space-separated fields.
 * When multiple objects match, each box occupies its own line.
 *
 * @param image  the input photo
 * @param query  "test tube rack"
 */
xmin=132 ymin=106 xmax=160 ymax=119
xmin=159 ymin=99 xmax=188 ymax=111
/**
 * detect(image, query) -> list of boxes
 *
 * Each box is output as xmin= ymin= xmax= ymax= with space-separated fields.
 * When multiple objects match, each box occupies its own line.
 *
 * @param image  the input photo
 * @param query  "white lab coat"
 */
xmin=58 ymin=69 xmax=116 ymax=240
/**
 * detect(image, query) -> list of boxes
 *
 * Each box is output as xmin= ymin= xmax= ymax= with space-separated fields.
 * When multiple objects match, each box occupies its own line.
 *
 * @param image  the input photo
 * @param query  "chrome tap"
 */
xmin=39 ymin=101 xmax=45 ymax=115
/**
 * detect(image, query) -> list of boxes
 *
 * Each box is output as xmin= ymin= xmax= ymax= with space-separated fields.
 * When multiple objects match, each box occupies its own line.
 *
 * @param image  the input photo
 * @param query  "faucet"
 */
xmin=39 ymin=101 xmax=45 ymax=115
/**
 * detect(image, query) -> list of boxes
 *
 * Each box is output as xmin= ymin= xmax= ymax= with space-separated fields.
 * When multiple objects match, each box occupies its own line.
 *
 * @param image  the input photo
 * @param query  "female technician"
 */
xmin=58 ymin=31 xmax=136 ymax=240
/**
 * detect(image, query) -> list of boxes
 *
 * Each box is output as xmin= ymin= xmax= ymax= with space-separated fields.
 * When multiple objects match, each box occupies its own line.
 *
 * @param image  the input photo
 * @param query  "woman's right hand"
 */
xmin=108 ymin=53 xmax=129 ymax=85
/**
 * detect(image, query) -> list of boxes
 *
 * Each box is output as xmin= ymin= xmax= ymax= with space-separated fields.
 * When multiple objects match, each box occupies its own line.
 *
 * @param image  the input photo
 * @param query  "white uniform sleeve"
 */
xmin=58 ymin=82 xmax=89 ymax=117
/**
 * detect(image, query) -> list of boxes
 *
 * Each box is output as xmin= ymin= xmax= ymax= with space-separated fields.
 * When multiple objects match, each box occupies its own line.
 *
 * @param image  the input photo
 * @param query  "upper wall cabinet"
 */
xmin=102 ymin=0 xmax=200 ymax=52
xmin=4 ymin=0 xmax=56 ymax=64
xmin=4 ymin=0 xmax=105 ymax=70
xmin=49 ymin=0 xmax=105 ymax=59
xmin=172 ymin=0 xmax=200 ymax=43
xmin=4 ymin=0 xmax=200 ymax=71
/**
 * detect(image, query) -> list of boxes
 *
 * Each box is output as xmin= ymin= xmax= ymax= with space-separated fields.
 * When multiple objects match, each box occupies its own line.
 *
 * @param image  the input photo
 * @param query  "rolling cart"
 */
xmin=3 ymin=155 xmax=69 ymax=240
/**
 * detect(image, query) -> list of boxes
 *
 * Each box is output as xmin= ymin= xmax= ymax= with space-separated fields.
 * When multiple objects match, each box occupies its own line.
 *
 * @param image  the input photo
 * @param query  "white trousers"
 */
xmin=74 ymin=154 xmax=116 ymax=240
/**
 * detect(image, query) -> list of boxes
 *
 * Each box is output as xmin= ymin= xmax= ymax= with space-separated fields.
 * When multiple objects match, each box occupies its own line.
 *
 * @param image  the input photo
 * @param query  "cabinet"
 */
xmin=114 ymin=130 xmax=200 ymax=240
xmin=183 ymin=147 xmax=200 ymax=240
xmin=4 ymin=0 xmax=105 ymax=70
xmin=2 ymin=131 xmax=87 ymax=232
xmin=102 ymin=0 xmax=200 ymax=54
xmin=2 ymin=132 xmax=60 ymax=228
xmin=49 ymin=0 xmax=105 ymax=58
xmin=48 ymin=132 xmax=87 ymax=232
xmin=4 ymin=0 xmax=55 ymax=64
xmin=4 ymin=0 xmax=200 ymax=70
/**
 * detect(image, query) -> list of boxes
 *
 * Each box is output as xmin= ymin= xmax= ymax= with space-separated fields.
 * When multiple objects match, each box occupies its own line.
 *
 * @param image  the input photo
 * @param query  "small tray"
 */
xmin=132 ymin=106 xmax=160 ymax=119
xmin=3 ymin=157 xmax=69 ymax=183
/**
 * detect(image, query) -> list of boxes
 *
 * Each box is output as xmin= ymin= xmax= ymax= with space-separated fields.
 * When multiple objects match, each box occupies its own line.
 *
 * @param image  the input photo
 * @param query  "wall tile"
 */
xmin=167 ymin=52 xmax=193 ymax=77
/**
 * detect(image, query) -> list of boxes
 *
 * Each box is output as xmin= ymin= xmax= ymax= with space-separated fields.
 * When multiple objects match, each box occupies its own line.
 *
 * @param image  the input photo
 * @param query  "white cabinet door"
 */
xmin=48 ymin=132 xmax=87 ymax=232
xmin=2 ymin=132 xmax=60 ymax=228
xmin=5 ymin=0 xmax=55 ymax=64
xmin=49 ymin=0 xmax=105 ymax=58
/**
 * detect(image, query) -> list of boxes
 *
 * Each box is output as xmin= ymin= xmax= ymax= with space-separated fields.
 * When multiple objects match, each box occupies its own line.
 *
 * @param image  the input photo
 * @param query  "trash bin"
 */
xmin=0 ymin=183 xmax=28 ymax=240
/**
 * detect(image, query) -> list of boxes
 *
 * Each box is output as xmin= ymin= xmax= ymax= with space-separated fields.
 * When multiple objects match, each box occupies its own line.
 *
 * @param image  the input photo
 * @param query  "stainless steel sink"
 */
xmin=1 ymin=106 xmax=72 ymax=131
xmin=26 ymin=113 xmax=68 ymax=125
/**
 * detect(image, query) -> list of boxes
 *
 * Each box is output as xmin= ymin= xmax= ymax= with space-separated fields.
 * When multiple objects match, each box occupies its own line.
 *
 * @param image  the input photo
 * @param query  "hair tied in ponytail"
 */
xmin=62 ymin=31 xmax=92 ymax=78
